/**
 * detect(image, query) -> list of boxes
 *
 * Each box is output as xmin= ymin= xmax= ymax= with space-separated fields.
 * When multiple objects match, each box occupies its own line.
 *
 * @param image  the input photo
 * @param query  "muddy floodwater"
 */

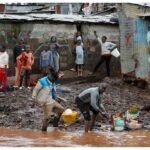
xmin=0 ymin=128 xmax=149 ymax=147
xmin=0 ymin=77 xmax=150 ymax=147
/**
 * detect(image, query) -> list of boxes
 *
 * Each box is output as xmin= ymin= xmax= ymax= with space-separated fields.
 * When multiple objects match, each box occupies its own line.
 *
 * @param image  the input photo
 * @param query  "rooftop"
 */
xmin=0 ymin=13 xmax=118 ymax=24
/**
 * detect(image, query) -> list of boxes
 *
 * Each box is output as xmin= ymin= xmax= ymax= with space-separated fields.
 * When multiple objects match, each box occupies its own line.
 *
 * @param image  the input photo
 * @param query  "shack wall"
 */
xmin=119 ymin=4 xmax=150 ymax=82
xmin=81 ymin=24 xmax=120 ymax=75
xmin=0 ymin=21 xmax=120 ymax=76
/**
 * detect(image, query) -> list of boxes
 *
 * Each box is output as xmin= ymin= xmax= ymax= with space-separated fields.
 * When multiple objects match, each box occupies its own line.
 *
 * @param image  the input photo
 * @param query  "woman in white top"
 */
xmin=75 ymin=37 xmax=84 ymax=76
xmin=92 ymin=31 xmax=117 ymax=77
xmin=0 ymin=44 xmax=9 ymax=89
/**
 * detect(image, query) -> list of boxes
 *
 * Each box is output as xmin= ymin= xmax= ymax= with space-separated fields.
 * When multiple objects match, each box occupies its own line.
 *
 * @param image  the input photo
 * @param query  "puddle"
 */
xmin=0 ymin=128 xmax=149 ymax=147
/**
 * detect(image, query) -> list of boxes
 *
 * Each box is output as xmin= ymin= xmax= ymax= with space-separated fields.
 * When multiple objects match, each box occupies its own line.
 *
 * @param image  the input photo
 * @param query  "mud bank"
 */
xmin=0 ymin=77 xmax=150 ymax=130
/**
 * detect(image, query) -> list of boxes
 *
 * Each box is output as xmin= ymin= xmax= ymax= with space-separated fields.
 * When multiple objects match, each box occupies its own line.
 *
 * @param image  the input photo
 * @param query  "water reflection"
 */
xmin=0 ymin=128 xmax=149 ymax=147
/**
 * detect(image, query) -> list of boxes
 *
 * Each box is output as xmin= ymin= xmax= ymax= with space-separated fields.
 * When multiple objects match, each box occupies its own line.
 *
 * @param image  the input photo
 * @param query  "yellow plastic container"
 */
xmin=62 ymin=111 xmax=78 ymax=123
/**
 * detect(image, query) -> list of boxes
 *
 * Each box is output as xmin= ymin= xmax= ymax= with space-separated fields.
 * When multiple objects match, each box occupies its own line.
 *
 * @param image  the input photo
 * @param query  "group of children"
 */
xmin=0 ymin=31 xmax=87 ymax=89
xmin=0 ymin=35 xmax=63 ymax=89
xmin=40 ymin=32 xmax=85 ymax=77
xmin=15 ymin=36 xmax=61 ymax=89
xmin=0 ymin=42 xmax=34 ymax=89
xmin=40 ymin=36 xmax=60 ymax=77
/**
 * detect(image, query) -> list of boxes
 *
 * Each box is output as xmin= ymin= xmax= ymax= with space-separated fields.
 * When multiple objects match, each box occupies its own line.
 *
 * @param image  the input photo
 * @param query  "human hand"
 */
xmin=58 ymin=72 xmax=64 ymax=78
xmin=93 ymin=31 xmax=98 ymax=38
xmin=108 ymin=48 xmax=113 ymax=52
xmin=102 ymin=112 xmax=110 ymax=119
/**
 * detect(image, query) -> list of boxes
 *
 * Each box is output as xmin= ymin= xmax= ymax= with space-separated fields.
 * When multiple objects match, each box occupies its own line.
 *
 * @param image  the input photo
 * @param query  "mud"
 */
xmin=0 ymin=76 xmax=150 ymax=131
xmin=0 ymin=128 xmax=149 ymax=146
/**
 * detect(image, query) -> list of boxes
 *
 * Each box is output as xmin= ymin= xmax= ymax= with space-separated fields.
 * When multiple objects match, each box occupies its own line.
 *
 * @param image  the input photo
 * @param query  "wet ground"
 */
xmin=0 ymin=128 xmax=149 ymax=147
xmin=0 ymin=75 xmax=150 ymax=146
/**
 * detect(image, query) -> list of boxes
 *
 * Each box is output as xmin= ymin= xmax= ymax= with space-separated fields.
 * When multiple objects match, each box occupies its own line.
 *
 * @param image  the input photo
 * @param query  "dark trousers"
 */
xmin=75 ymin=97 xmax=98 ymax=121
xmin=20 ymin=69 xmax=31 ymax=87
xmin=93 ymin=55 xmax=112 ymax=76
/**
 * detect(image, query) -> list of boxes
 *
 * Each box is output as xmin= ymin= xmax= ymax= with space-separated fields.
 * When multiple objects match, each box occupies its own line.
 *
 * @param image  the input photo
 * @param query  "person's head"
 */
xmin=101 ymin=36 xmax=107 ymax=43
xmin=44 ymin=44 xmax=49 ymax=51
xmin=76 ymin=31 xmax=81 ymax=37
xmin=48 ymin=71 xmax=58 ymax=83
xmin=99 ymin=82 xmax=107 ymax=93
xmin=76 ymin=36 xmax=81 ymax=45
xmin=51 ymin=36 xmax=57 ymax=43
xmin=18 ymin=39 xmax=24 ymax=45
xmin=25 ymin=44 xmax=31 ymax=53
xmin=0 ymin=44 xmax=6 ymax=52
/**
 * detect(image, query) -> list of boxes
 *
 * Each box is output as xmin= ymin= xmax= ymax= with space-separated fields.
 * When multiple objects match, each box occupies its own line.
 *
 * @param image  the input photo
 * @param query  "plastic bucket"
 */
xmin=111 ymin=48 xmax=120 ymax=58
xmin=114 ymin=117 xmax=125 ymax=131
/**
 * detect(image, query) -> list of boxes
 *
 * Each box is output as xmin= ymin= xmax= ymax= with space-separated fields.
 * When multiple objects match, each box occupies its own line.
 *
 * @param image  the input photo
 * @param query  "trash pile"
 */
xmin=111 ymin=104 xmax=143 ymax=132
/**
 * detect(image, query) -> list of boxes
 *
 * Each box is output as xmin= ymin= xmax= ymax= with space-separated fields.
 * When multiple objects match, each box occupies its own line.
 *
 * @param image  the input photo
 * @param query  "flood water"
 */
xmin=0 ymin=128 xmax=149 ymax=147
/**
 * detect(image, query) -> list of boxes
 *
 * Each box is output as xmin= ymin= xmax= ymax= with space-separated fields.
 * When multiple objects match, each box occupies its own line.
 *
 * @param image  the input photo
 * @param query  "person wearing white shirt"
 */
xmin=0 ymin=44 xmax=9 ymax=89
xmin=92 ymin=31 xmax=117 ymax=77
xmin=75 ymin=37 xmax=84 ymax=76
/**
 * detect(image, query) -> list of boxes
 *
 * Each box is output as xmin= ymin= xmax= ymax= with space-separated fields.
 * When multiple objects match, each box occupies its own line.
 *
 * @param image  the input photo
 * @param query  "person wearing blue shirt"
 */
xmin=32 ymin=71 xmax=64 ymax=131
xmin=40 ymin=44 xmax=54 ymax=76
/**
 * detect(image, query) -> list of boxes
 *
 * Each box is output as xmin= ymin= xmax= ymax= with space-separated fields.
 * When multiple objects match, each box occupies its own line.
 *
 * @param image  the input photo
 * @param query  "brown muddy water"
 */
xmin=0 ymin=128 xmax=149 ymax=147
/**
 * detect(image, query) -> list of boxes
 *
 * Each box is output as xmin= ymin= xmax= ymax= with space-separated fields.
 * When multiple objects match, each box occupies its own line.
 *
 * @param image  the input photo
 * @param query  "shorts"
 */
xmin=42 ymin=101 xmax=64 ymax=120
xmin=75 ymin=97 xmax=98 ymax=121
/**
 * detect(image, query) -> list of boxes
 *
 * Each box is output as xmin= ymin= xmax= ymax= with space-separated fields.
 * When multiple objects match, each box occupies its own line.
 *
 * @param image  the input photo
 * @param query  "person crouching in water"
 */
xmin=16 ymin=44 xmax=34 ymax=89
xmin=0 ymin=44 xmax=9 ymax=89
xmin=75 ymin=83 xmax=109 ymax=133
xmin=32 ymin=71 xmax=64 ymax=131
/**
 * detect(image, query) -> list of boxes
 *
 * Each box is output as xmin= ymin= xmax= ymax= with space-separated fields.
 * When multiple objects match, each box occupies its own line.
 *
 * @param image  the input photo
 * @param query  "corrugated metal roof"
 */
xmin=0 ymin=13 xmax=118 ymax=24
xmin=0 ymin=14 xmax=33 ymax=20
xmin=129 ymin=3 xmax=150 ymax=7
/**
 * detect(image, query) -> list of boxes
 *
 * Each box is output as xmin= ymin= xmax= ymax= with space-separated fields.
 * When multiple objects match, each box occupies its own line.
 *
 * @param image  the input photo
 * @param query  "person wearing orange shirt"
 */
xmin=17 ymin=45 xmax=34 ymax=89
xmin=13 ymin=39 xmax=25 ymax=87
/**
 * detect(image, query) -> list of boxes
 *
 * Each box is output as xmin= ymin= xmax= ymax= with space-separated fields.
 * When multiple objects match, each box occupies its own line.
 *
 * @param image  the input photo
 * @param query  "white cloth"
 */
xmin=75 ymin=45 xmax=84 ymax=65
xmin=77 ymin=36 xmax=82 ymax=41
xmin=0 ymin=52 xmax=9 ymax=68
xmin=97 ymin=37 xmax=116 ymax=55
xmin=76 ymin=36 xmax=84 ymax=47
xmin=32 ymin=81 xmax=55 ymax=106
